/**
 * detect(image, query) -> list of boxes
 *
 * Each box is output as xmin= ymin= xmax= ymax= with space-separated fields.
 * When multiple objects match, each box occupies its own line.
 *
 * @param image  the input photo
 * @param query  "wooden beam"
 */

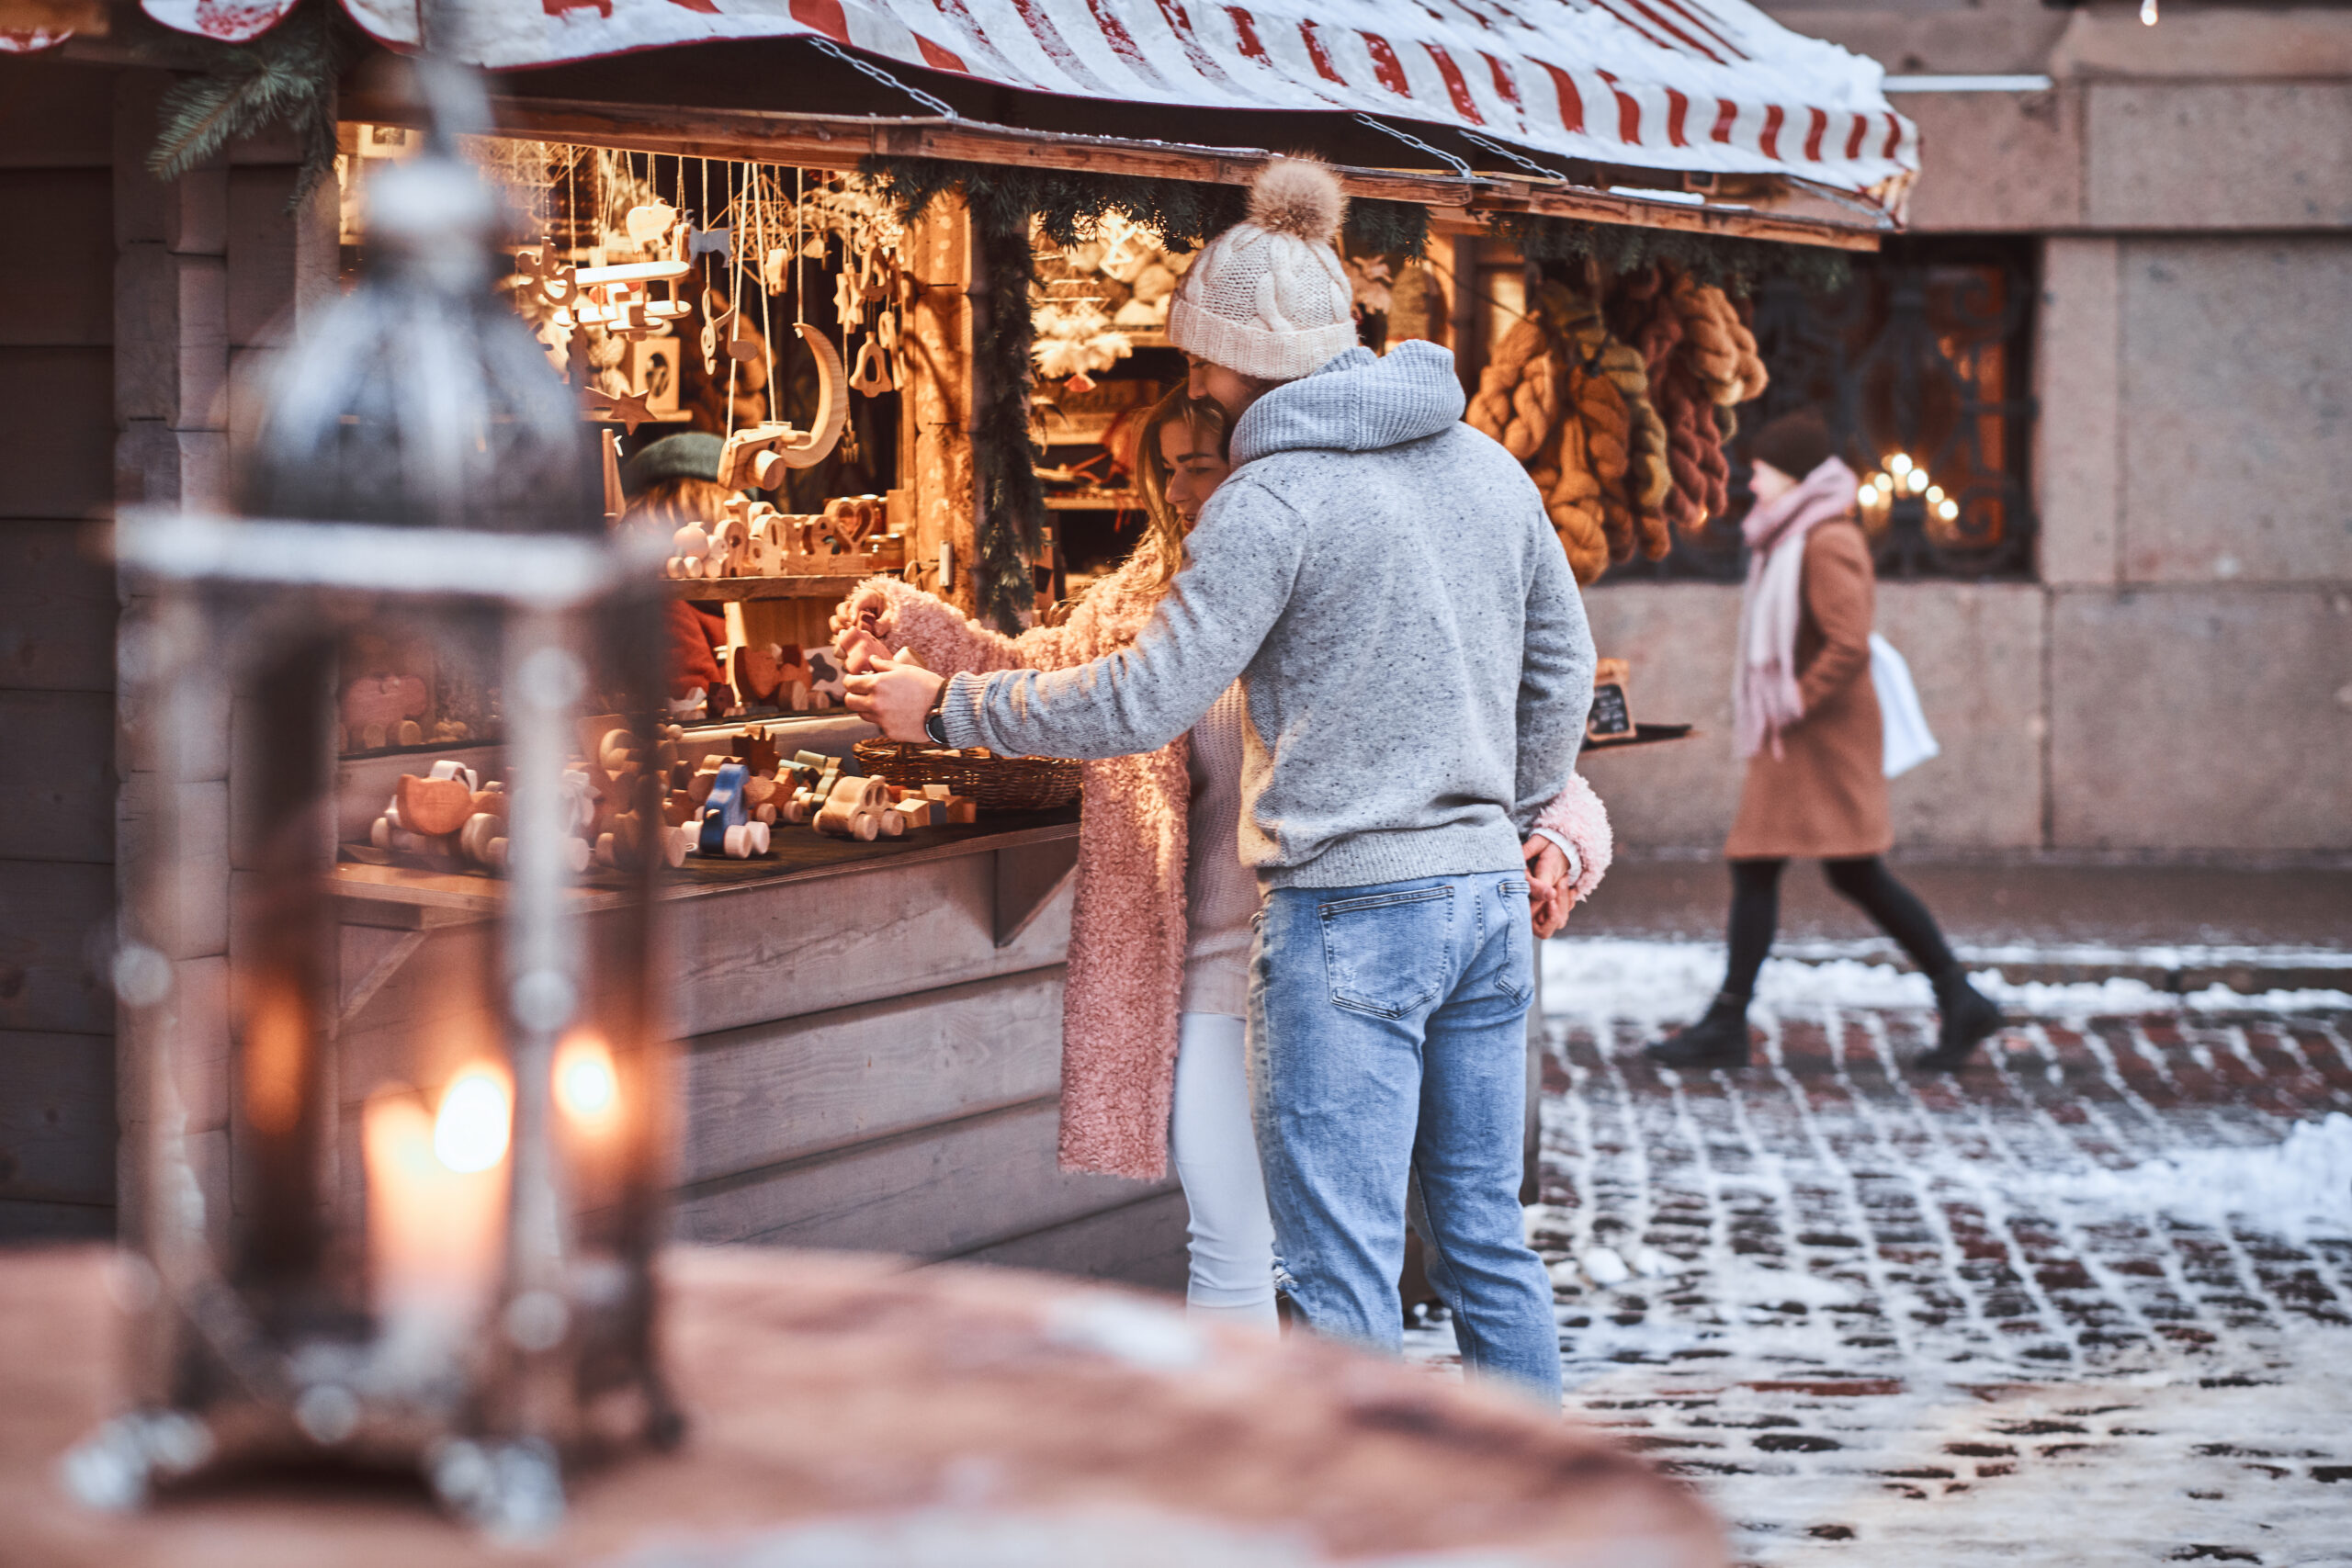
xmin=345 ymin=91 xmax=1886 ymax=253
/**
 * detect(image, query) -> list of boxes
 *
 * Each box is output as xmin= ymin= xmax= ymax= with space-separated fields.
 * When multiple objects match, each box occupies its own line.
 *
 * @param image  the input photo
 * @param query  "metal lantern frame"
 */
xmin=83 ymin=511 xmax=677 ymax=1536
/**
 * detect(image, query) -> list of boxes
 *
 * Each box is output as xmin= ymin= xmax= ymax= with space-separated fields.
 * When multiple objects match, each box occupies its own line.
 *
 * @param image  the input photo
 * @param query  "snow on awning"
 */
xmin=130 ymin=0 xmax=1917 ymax=208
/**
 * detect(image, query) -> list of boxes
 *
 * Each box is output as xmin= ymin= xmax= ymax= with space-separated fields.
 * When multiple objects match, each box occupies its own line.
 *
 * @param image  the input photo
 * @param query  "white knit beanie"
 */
xmin=1168 ymin=158 xmax=1357 ymax=382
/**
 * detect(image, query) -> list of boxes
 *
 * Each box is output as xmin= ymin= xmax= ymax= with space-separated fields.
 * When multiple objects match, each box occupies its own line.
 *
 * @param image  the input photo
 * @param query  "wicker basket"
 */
xmin=853 ymin=740 xmax=1083 ymax=812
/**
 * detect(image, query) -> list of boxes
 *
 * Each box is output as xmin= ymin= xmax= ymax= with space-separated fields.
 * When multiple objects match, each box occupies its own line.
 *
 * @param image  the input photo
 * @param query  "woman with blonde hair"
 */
xmin=836 ymin=386 xmax=1611 ymax=1329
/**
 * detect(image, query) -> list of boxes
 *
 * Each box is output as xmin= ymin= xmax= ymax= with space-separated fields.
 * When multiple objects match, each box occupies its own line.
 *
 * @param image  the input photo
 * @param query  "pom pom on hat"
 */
xmin=1170 ymin=156 xmax=1360 ymax=382
xmin=1247 ymin=156 xmax=1346 ymax=245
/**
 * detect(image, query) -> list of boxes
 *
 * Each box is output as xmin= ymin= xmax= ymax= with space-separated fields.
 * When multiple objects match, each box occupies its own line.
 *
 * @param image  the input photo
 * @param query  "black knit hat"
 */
xmin=620 ymin=431 xmax=724 ymax=496
xmin=1747 ymin=408 xmax=1835 ymax=481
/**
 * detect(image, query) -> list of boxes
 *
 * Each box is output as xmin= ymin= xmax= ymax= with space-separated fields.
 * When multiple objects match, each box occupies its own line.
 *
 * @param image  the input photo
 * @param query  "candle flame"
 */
xmin=554 ymin=1032 xmax=620 ymax=1132
xmin=434 ymin=1064 xmax=512 ymax=1174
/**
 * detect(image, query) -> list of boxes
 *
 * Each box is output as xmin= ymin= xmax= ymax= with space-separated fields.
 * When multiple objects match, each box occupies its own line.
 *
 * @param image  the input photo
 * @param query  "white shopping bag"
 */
xmin=1870 ymin=633 xmax=1939 ymax=779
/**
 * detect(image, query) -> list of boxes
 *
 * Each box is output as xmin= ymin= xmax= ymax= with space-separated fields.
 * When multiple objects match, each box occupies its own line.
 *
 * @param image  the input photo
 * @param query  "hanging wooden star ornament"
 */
xmin=833 ymin=265 xmax=861 ymax=329
xmin=625 ymin=200 xmax=678 ymax=245
xmin=586 ymin=385 xmax=657 ymax=435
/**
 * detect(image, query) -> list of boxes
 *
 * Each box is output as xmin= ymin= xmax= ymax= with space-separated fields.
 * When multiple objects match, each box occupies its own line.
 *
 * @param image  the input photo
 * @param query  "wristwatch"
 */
xmin=922 ymin=678 xmax=954 ymax=748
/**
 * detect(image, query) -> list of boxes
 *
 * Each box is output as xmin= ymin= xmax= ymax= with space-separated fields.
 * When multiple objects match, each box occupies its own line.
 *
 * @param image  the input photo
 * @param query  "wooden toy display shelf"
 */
xmin=332 ymin=803 xmax=1080 ymax=918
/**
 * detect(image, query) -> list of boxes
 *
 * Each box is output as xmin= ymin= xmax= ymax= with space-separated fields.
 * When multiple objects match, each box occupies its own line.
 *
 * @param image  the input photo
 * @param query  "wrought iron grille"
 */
xmin=1606 ymin=236 xmax=2040 ymax=583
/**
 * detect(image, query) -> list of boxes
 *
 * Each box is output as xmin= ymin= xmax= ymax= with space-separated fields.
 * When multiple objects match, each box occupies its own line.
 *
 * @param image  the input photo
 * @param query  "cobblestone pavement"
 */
xmin=1410 ymin=964 xmax=2352 ymax=1566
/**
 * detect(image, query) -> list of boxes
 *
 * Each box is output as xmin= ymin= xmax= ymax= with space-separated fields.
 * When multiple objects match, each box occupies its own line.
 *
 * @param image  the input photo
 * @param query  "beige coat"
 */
xmin=1723 ymin=519 xmax=1891 ymax=861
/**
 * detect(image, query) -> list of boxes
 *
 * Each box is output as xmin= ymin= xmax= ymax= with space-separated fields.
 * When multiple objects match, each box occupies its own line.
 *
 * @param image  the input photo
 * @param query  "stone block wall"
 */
xmin=1595 ymin=0 xmax=2352 ymax=861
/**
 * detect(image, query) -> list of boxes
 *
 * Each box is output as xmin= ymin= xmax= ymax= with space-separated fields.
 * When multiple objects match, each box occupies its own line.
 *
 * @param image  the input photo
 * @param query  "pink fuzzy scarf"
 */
xmin=1734 ymin=456 xmax=1858 ymax=760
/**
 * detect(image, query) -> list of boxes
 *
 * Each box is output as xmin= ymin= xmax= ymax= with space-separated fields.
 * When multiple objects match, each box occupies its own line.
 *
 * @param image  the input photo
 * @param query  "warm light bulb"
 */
xmin=554 ymin=1032 xmax=620 ymax=1133
xmin=1906 ymin=468 xmax=1928 ymax=493
xmin=1888 ymin=454 xmax=1913 ymax=477
xmin=1856 ymin=483 xmax=1877 ymax=507
xmin=435 ymin=1065 xmax=512 ymax=1174
xmin=1926 ymin=485 xmax=1944 ymax=504
xmin=1938 ymin=499 xmax=1960 ymax=522
xmin=1872 ymin=472 xmax=1894 ymax=492
xmin=2140 ymin=0 xmax=2158 ymax=24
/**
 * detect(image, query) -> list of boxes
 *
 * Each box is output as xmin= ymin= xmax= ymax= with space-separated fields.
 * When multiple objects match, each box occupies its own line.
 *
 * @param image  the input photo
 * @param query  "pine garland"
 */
xmin=862 ymin=155 xmax=1429 ymax=258
xmin=968 ymin=202 xmax=1045 ymax=635
xmin=1485 ymin=211 xmax=1852 ymax=297
xmin=147 ymin=0 xmax=363 ymax=209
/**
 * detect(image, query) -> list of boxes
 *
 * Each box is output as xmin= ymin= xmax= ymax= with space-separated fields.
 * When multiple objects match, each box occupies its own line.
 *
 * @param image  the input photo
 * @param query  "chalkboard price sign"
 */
xmin=1586 ymin=658 xmax=1634 ymax=741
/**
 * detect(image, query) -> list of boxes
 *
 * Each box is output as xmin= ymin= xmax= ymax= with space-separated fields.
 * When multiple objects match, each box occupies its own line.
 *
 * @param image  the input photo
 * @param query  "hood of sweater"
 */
xmin=1229 ymin=340 xmax=1465 ymax=467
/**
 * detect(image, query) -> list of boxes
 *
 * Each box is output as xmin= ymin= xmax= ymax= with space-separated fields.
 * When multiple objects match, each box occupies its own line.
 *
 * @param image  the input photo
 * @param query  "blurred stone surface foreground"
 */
xmin=0 ymin=1247 xmax=1724 ymax=1567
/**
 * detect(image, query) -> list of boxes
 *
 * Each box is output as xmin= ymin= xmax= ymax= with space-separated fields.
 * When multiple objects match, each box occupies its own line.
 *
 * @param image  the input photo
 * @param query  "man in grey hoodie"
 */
xmin=849 ymin=159 xmax=1593 ymax=1400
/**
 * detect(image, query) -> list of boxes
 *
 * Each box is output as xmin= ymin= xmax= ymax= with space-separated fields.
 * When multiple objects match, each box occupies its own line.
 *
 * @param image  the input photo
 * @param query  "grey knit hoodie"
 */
xmin=939 ymin=340 xmax=1595 ymax=890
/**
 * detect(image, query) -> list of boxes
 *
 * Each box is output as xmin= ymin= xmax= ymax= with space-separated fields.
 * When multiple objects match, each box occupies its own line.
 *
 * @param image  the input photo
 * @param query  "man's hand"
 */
xmin=1521 ymin=834 xmax=1576 ymax=940
xmin=844 ymin=654 xmax=947 ymax=742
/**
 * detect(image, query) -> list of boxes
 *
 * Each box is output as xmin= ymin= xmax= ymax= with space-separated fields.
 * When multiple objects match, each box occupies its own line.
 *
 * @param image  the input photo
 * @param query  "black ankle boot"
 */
xmin=1915 ymin=973 xmax=2001 ymax=1071
xmin=1646 ymin=995 xmax=1752 ymax=1068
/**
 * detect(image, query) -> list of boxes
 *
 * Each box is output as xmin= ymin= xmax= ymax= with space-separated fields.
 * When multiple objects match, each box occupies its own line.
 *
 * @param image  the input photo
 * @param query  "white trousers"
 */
xmin=1170 ymin=1011 xmax=1279 ymax=1334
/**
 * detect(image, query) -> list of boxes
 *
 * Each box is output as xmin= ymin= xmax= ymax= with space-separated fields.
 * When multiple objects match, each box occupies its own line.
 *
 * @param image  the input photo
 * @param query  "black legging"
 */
xmin=1724 ymin=857 xmax=1958 ymax=1000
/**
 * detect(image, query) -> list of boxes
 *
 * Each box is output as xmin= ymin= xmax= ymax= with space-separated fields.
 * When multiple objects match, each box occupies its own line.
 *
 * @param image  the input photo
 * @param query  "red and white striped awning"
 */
xmin=111 ymin=0 xmax=1917 ymax=207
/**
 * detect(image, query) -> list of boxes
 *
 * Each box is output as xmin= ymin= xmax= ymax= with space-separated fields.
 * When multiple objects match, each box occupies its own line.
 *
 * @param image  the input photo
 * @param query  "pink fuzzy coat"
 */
xmin=866 ymin=547 xmax=1613 ymax=1182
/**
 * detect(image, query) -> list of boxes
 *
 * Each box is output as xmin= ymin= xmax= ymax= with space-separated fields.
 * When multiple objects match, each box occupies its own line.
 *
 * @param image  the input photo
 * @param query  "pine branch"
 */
xmin=146 ymin=0 xmax=363 ymax=209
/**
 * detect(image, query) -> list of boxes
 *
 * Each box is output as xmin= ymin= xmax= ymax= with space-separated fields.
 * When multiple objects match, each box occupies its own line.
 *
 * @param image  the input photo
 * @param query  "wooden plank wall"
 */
xmin=0 ymin=56 xmax=335 ymax=1244
xmin=333 ymin=843 xmax=1189 ymax=1290
xmin=0 ymin=57 xmax=121 ymax=1240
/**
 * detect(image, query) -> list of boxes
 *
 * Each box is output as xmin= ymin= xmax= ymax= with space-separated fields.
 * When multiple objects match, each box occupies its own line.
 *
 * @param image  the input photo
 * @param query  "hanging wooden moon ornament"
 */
xmin=780 ymin=323 xmax=847 ymax=465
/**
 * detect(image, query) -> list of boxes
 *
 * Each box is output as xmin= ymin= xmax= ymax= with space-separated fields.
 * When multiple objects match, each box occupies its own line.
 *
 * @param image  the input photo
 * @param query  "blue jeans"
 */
xmin=1249 ymin=870 xmax=1562 ymax=1402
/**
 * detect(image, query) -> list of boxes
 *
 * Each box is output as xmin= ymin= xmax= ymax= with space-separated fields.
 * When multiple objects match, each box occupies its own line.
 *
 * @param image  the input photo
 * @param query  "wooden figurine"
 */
xmin=714 ymin=324 xmax=846 ymax=489
xmin=340 ymin=671 xmax=428 ymax=754
xmin=693 ymin=761 xmax=771 ymax=860
xmin=812 ymin=774 xmax=888 ymax=841
xmin=729 ymin=725 xmax=779 ymax=776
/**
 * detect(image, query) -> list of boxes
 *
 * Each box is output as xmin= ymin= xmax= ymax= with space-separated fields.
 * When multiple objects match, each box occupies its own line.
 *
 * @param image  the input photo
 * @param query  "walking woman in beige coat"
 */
xmin=1649 ymin=408 xmax=2000 ymax=1073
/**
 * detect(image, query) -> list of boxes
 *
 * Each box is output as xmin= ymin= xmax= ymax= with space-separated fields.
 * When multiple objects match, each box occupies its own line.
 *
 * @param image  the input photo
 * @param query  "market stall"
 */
xmin=72 ymin=0 xmax=1919 ymax=1288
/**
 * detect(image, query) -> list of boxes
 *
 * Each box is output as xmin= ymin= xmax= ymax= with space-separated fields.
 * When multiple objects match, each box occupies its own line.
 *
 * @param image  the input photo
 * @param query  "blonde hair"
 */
xmin=619 ymin=475 xmax=732 ymax=533
xmin=1134 ymin=388 xmax=1231 ymax=591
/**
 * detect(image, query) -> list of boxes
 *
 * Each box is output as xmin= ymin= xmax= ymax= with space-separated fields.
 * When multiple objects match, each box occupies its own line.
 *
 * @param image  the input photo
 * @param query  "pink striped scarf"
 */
xmin=1733 ymin=456 xmax=1859 ymax=760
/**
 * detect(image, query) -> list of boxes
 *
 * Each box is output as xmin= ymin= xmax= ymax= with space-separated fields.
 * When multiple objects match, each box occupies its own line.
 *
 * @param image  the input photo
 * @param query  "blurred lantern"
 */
xmin=76 ymin=61 xmax=676 ymax=1538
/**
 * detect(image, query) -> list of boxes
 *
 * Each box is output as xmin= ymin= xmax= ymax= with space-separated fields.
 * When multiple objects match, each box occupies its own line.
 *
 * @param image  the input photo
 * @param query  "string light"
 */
xmin=2141 ymin=0 xmax=2158 ymax=25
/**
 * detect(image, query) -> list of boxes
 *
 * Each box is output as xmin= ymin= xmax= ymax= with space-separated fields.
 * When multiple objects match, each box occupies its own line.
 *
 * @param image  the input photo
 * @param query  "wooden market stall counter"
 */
xmin=332 ymin=727 xmax=1188 ymax=1293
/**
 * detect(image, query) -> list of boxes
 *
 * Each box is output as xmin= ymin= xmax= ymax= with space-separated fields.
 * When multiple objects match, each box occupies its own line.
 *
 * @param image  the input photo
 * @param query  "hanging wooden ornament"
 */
xmin=833 ymin=264 xmax=861 ymax=331
xmin=714 ymin=322 xmax=848 ymax=490
xmin=625 ymin=200 xmax=678 ymax=244
xmin=514 ymin=242 xmax=579 ymax=309
xmin=848 ymin=337 xmax=892 ymax=397
xmin=586 ymin=385 xmax=657 ymax=435
xmin=700 ymin=305 xmax=735 ymax=376
xmin=573 ymin=220 xmax=694 ymax=342
xmin=687 ymin=224 xmax=731 ymax=261
xmin=763 ymin=246 xmax=791 ymax=297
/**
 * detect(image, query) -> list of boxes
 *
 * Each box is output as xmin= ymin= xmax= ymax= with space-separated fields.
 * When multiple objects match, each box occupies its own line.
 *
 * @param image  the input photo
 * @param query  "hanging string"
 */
xmin=724 ymin=160 xmax=741 ymax=442
xmin=758 ymin=164 xmax=780 ymax=425
xmin=794 ymin=165 xmax=806 ymax=327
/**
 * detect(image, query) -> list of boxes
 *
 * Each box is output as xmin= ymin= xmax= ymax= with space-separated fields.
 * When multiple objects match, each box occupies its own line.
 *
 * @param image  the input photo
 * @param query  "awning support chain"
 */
xmin=808 ymin=38 xmax=959 ymax=121
xmin=1351 ymin=114 xmax=1471 ymax=178
xmin=1460 ymin=131 xmax=1566 ymax=184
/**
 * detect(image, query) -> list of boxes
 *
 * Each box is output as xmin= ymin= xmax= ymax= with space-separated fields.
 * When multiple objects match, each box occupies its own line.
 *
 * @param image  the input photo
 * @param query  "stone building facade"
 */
xmin=1581 ymin=0 xmax=2352 ymax=861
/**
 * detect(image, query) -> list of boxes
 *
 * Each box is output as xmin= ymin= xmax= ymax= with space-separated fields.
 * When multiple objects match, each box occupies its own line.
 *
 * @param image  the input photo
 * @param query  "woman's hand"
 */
xmin=1521 ymin=834 xmax=1576 ymax=939
xmin=833 ymin=626 xmax=894 ymax=674
xmin=829 ymin=587 xmax=896 ymax=647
